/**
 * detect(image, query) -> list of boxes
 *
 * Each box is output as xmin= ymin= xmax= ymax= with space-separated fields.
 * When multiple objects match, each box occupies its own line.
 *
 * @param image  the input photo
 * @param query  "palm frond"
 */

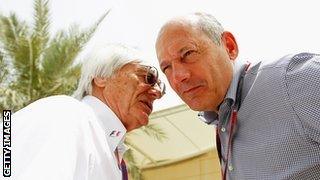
xmin=0 ymin=13 xmax=35 ymax=100
xmin=39 ymin=11 xmax=108 ymax=98
xmin=40 ymin=7 xmax=109 ymax=76
xmin=0 ymin=88 xmax=28 ymax=112
xmin=0 ymin=13 xmax=30 ymax=56
xmin=124 ymin=124 xmax=169 ymax=180
xmin=33 ymin=0 xmax=50 ymax=45
xmin=77 ymin=9 xmax=110 ymax=46
xmin=39 ymin=64 xmax=81 ymax=97
xmin=140 ymin=124 xmax=168 ymax=142
xmin=32 ymin=0 xmax=50 ymax=65
xmin=0 ymin=50 xmax=8 ymax=83
xmin=124 ymin=149 xmax=144 ymax=180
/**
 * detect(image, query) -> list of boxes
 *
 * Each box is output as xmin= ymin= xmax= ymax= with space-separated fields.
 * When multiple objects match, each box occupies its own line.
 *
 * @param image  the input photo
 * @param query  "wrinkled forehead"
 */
xmin=114 ymin=61 xmax=139 ymax=75
xmin=156 ymin=22 xmax=201 ymax=60
xmin=157 ymin=16 xmax=198 ymax=38
xmin=157 ymin=20 xmax=194 ymax=44
xmin=119 ymin=62 xmax=153 ymax=74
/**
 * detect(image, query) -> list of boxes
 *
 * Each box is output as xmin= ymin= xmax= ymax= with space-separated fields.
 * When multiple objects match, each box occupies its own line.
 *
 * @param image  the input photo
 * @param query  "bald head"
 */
xmin=156 ymin=12 xmax=225 ymax=49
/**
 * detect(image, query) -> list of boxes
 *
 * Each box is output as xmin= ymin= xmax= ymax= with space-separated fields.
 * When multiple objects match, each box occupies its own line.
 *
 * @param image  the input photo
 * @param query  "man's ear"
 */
xmin=221 ymin=31 xmax=239 ymax=60
xmin=93 ymin=77 xmax=107 ymax=88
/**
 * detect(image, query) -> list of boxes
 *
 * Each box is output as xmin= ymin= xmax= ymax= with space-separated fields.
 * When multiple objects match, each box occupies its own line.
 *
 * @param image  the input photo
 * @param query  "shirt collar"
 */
xmin=198 ymin=60 xmax=247 ymax=125
xmin=225 ymin=59 xmax=248 ymax=102
xmin=81 ymin=95 xmax=127 ymax=152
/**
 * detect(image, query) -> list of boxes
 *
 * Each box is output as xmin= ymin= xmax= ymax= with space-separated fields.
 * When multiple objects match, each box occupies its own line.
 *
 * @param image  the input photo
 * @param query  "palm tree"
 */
xmin=0 ymin=1 xmax=168 ymax=179
xmin=0 ymin=0 xmax=107 ymax=112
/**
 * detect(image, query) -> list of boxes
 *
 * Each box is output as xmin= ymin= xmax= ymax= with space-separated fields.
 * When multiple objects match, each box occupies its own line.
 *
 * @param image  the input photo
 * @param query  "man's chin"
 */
xmin=140 ymin=115 xmax=149 ymax=125
xmin=187 ymin=104 xmax=204 ymax=111
xmin=182 ymin=97 xmax=201 ymax=110
xmin=185 ymin=99 xmax=214 ymax=111
xmin=137 ymin=111 xmax=149 ymax=126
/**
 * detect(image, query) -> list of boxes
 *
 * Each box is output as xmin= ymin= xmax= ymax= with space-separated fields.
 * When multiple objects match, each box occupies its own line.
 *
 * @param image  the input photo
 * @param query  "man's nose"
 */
xmin=148 ymin=87 xmax=162 ymax=99
xmin=172 ymin=63 xmax=191 ymax=84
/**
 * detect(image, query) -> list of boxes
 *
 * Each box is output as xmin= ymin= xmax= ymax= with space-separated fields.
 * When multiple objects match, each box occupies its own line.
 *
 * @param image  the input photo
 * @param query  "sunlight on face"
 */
xmin=156 ymin=22 xmax=234 ymax=111
xmin=103 ymin=63 xmax=163 ymax=131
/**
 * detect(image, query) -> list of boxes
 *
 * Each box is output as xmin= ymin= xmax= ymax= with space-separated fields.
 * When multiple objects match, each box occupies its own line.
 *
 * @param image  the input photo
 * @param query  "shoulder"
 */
xmin=258 ymin=52 xmax=319 ymax=71
xmin=286 ymin=52 xmax=320 ymax=75
xmin=283 ymin=53 xmax=320 ymax=89
xmin=283 ymin=53 xmax=320 ymax=142
xmin=13 ymin=95 xmax=95 ymax=132
xmin=256 ymin=52 xmax=320 ymax=102
xmin=31 ymin=95 xmax=84 ymax=109
xmin=15 ymin=95 xmax=91 ymax=115
xmin=11 ymin=96 xmax=99 ymax=179
xmin=14 ymin=95 xmax=79 ymax=111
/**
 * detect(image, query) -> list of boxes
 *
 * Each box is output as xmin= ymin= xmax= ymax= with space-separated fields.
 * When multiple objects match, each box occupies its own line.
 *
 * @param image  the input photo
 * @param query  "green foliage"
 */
xmin=124 ymin=124 xmax=168 ymax=180
xmin=0 ymin=1 xmax=168 ymax=179
xmin=0 ymin=0 xmax=107 ymax=112
xmin=124 ymin=149 xmax=144 ymax=180
xmin=140 ymin=124 xmax=168 ymax=142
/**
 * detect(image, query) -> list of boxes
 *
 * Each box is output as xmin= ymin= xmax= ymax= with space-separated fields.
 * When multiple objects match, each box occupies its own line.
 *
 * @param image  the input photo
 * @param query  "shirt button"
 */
xmin=228 ymin=165 xmax=234 ymax=171
xmin=221 ymin=127 xmax=226 ymax=132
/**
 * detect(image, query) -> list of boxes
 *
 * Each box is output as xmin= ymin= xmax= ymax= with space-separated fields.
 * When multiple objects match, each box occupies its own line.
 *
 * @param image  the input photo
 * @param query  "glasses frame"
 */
xmin=143 ymin=65 xmax=166 ymax=96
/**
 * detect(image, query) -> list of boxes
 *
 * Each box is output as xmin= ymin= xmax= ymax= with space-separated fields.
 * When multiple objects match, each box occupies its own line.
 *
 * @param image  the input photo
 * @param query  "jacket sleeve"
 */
xmin=285 ymin=53 xmax=320 ymax=143
xmin=11 ymin=97 xmax=91 ymax=180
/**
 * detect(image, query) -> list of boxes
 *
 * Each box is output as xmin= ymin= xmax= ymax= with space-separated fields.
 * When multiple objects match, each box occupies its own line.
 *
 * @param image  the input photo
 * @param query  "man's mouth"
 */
xmin=182 ymin=85 xmax=203 ymax=95
xmin=140 ymin=100 xmax=153 ymax=112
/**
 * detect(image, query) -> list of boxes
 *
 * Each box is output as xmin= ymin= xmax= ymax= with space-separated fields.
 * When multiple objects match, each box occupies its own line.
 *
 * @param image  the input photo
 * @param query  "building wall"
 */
xmin=141 ymin=150 xmax=221 ymax=180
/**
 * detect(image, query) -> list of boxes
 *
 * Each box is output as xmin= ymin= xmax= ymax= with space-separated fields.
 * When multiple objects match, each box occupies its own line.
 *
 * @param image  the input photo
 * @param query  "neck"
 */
xmin=92 ymin=88 xmax=127 ymax=130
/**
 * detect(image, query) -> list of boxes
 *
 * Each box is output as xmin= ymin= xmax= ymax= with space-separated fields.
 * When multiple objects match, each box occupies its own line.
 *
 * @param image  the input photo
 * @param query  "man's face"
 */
xmin=101 ymin=63 xmax=162 ymax=131
xmin=156 ymin=22 xmax=237 ymax=111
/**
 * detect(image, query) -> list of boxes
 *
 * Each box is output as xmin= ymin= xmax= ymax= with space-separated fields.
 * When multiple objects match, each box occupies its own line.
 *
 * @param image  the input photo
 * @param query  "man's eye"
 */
xmin=146 ymin=72 xmax=157 ymax=85
xmin=182 ymin=50 xmax=195 ymax=59
xmin=162 ymin=66 xmax=169 ymax=73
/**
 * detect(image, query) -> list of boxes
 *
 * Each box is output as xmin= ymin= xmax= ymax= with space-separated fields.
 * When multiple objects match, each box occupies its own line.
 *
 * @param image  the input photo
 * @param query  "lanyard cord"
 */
xmin=219 ymin=63 xmax=250 ymax=180
xmin=221 ymin=110 xmax=238 ymax=180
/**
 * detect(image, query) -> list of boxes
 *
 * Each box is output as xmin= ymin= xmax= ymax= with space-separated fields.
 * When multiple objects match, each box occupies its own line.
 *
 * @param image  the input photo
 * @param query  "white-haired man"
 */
xmin=9 ymin=44 xmax=165 ymax=180
xmin=156 ymin=12 xmax=320 ymax=180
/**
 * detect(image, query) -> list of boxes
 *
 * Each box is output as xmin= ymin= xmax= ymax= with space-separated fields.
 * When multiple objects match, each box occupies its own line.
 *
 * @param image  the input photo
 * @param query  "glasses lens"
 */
xmin=144 ymin=66 xmax=166 ymax=97
xmin=146 ymin=66 xmax=158 ymax=85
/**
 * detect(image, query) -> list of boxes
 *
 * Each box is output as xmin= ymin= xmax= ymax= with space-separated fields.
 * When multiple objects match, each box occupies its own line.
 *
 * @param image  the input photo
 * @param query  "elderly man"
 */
xmin=156 ymin=12 xmax=320 ymax=179
xmin=9 ymin=44 xmax=165 ymax=180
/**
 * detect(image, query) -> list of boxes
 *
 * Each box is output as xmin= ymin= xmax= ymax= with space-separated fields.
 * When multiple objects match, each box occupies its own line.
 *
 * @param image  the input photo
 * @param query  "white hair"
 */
xmin=191 ymin=12 xmax=225 ymax=46
xmin=73 ymin=44 xmax=145 ymax=99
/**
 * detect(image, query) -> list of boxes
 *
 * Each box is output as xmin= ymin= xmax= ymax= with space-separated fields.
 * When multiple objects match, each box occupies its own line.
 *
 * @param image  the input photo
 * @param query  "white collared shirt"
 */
xmin=81 ymin=96 xmax=128 ymax=162
xmin=7 ymin=95 xmax=127 ymax=180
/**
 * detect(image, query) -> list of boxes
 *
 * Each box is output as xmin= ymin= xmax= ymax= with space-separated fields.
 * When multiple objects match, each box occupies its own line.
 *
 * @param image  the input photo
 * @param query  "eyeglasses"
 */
xmin=143 ymin=65 xmax=166 ymax=97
